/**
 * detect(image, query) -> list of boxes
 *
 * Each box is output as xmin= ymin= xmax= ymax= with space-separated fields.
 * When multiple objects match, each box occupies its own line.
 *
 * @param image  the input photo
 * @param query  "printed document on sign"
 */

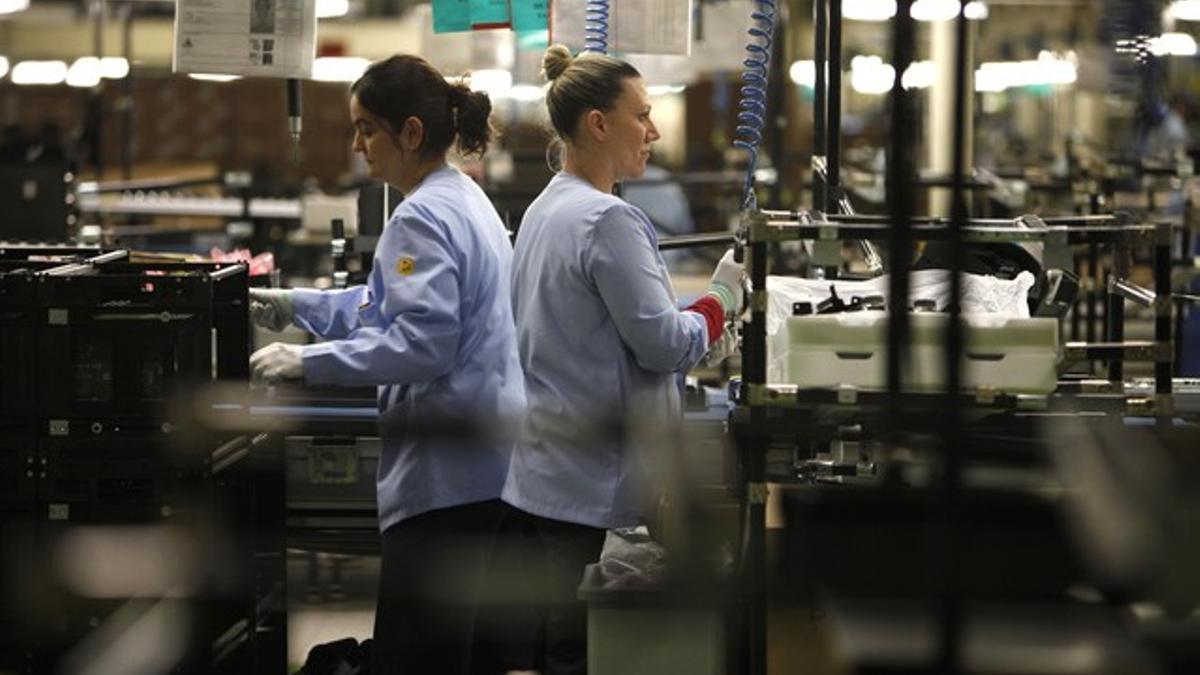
xmin=550 ymin=0 xmax=691 ymax=56
xmin=174 ymin=0 xmax=317 ymax=79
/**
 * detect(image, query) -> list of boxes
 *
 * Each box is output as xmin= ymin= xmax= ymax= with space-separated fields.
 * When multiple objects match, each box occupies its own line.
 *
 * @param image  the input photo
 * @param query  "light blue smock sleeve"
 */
xmin=291 ymin=286 xmax=369 ymax=340
xmin=586 ymin=203 xmax=708 ymax=373
xmin=300 ymin=209 xmax=462 ymax=387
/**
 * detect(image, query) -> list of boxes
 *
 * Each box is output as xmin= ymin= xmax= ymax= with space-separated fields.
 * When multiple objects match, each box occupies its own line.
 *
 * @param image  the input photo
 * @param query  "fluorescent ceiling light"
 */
xmin=911 ymin=0 xmax=960 ymax=21
xmin=100 ymin=57 xmax=129 ymax=79
xmin=508 ymin=84 xmax=546 ymax=102
xmin=789 ymin=60 xmax=816 ymax=88
xmin=850 ymin=55 xmax=895 ymax=94
xmin=0 ymin=56 xmax=8 ymax=80
xmin=964 ymin=1 xmax=988 ymax=19
xmin=12 ymin=60 xmax=68 ymax=85
xmin=316 ymin=0 xmax=349 ymax=18
xmin=188 ymin=73 xmax=241 ymax=82
xmin=1169 ymin=0 xmax=1200 ymax=21
xmin=0 ymin=0 xmax=30 ymax=15
xmin=975 ymin=51 xmax=1076 ymax=92
xmin=469 ymin=69 xmax=513 ymax=98
xmin=1148 ymin=32 xmax=1198 ymax=56
xmin=312 ymin=56 xmax=368 ymax=82
xmin=901 ymin=60 xmax=936 ymax=89
xmin=647 ymin=84 xmax=685 ymax=96
xmin=67 ymin=57 xmax=102 ymax=88
xmin=844 ymin=0 xmax=895 ymax=21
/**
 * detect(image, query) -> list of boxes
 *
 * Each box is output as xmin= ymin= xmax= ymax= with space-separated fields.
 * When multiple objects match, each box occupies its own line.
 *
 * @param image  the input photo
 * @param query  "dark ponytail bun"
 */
xmin=450 ymin=84 xmax=494 ymax=157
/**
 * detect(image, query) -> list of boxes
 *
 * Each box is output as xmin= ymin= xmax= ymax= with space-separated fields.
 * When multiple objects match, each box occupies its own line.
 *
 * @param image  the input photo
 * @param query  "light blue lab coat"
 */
xmin=294 ymin=164 xmax=525 ymax=532
xmin=502 ymin=172 xmax=709 ymax=529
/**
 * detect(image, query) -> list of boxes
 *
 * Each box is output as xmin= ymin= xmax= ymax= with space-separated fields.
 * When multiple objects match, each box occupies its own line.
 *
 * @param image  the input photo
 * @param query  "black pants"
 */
xmin=489 ymin=506 xmax=606 ymax=675
xmin=372 ymin=499 xmax=507 ymax=675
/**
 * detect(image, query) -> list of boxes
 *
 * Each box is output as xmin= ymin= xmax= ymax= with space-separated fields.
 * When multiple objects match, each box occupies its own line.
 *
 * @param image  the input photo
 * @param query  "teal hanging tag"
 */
xmin=433 ymin=0 xmax=472 ymax=33
xmin=512 ymin=0 xmax=548 ymax=32
xmin=470 ymin=0 xmax=511 ymax=29
xmin=516 ymin=29 xmax=549 ymax=51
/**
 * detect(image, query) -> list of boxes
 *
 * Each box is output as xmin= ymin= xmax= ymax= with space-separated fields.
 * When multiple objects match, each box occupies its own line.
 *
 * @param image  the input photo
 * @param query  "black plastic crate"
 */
xmin=0 ymin=436 xmax=37 ymax=514
xmin=36 ymin=261 xmax=248 ymax=436
xmin=37 ymin=437 xmax=204 ymax=524
xmin=1 ymin=249 xmax=124 ymax=433
xmin=1 ymin=266 xmax=40 ymax=433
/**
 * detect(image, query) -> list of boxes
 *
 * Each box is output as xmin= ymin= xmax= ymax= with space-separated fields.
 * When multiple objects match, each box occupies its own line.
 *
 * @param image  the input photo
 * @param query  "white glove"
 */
xmin=702 ymin=325 xmax=739 ymax=367
xmin=249 ymin=288 xmax=295 ymax=332
xmin=707 ymin=249 xmax=745 ymax=316
xmin=249 ymin=342 xmax=304 ymax=384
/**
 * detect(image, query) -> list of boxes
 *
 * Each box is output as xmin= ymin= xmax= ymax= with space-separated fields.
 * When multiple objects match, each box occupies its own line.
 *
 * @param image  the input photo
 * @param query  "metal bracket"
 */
xmin=49 ymin=420 xmax=69 ymax=436
xmin=750 ymin=290 xmax=769 ymax=313
xmin=747 ymin=482 xmax=769 ymax=505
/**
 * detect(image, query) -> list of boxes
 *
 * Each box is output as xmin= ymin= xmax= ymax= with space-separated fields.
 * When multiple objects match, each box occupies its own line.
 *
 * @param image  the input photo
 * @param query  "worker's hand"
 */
xmin=249 ymin=342 xmax=304 ymax=384
xmin=249 ymin=288 xmax=295 ymax=332
xmin=707 ymin=248 xmax=746 ymax=316
xmin=702 ymin=325 xmax=739 ymax=366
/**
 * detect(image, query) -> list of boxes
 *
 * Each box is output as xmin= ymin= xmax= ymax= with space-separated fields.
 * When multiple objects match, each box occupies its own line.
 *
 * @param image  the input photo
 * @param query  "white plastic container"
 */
xmin=770 ymin=312 xmax=1059 ymax=395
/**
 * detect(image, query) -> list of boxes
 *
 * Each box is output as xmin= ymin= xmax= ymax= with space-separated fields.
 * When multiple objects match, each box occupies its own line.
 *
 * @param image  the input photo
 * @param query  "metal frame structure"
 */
xmin=730 ymin=2 xmax=1179 ymax=673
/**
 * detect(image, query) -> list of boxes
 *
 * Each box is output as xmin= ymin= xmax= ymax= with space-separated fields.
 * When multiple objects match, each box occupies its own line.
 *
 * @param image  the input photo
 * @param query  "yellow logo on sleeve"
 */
xmin=396 ymin=257 xmax=415 ymax=276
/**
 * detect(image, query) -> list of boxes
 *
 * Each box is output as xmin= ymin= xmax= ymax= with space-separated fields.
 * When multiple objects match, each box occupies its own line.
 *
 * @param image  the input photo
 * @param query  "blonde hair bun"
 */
xmin=542 ymin=44 xmax=574 ymax=82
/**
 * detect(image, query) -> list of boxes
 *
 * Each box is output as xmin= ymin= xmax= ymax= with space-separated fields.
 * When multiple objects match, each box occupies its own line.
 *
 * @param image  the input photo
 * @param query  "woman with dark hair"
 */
xmin=500 ymin=45 xmax=743 ymax=674
xmin=248 ymin=55 xmax=525 ymax=673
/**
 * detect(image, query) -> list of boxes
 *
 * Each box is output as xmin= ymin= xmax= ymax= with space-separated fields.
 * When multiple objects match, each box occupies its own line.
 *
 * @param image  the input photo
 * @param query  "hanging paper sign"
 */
xmin=173 ymin=0 xmax=317 ymax=78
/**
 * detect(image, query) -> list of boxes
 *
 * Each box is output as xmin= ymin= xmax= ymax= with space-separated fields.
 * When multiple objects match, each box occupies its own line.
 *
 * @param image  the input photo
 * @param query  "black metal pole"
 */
xmin=121 ymin=2 xmax=134 ymax=181
xmin=939 ymin=3 xmax=970 ymax=673
xmin=825 ymin=0 xmax=842 ymax=217
xmin=886 ymin=0 xmax=916 ymax=435
xmin=743 ymin=238 xmax=769 ymax=675
xmin=813 ymin=0 xmax=828 ymax=211
xmin=1155 ymin=222 xmax=1173 ymax=419
xmin=1107 ymin=240 xmax=1128 ymax=383
xmin=767 ymin=4 xmax=787 ymax=210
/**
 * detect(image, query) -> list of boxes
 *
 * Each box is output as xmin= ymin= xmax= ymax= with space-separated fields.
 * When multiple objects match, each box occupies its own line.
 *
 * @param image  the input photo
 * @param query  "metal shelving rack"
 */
xmin=728 ymin=2 xmax=1179 ymax=674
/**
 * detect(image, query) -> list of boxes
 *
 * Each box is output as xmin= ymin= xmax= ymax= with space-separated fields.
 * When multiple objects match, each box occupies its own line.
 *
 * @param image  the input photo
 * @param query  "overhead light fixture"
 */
xmin=1148 ymin=32 xmax=1198 ymax=56
xmin=11 ymin=60 xmax=68 ymax=86
xmin=850 ymin=55 xmax=895 ymax=94
xmin=66 ymin=57 xmax=102 ymax=88
xmin=908 ymin=0 xmax=987 ymax=21
xmin=100 ymin=57 xmax=129 ymax=79
xmin=901 ymin=60 xmax=936 ymax=89
xmin=0 ymin=56 xmax=8 ymax=80
xmin=647 ymin=84 xmax=686 ymax=96
xmin=469 ymin=69 xmax=513 ymax=98
xmin=0 ymin=0 xmax=30 ymax=15
xmin=188 ymin=73 xmax=242 ymax=82
xmin=964 ymin=0 xmax=988 ymax=19
xmin=508 ymin=84 xmax=546 ymax=102
xmin=316 ymin=0 xmax=349 ymax=18
xmin=974 ymin=51 xmax=1076 ymax=92
xmin=843 ymin=0 xmax=896 ymax=21
xmin=1169 ymin=0 xmax=1200 ymax=21
xmin=911 ymin=0 xmax=959 ymax=21
xmin=789 ymin=60 xmax=816 ymax=88
xmin=312 ymin=56 xmax=368 ymax=82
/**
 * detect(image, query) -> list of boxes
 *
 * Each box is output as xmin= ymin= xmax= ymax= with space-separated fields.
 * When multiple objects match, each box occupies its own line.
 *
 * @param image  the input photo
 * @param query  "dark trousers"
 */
xmin=372 ymin=499 xmax=507 ymax=675
xmin=488 ymin=506 xmax=606 ymax=675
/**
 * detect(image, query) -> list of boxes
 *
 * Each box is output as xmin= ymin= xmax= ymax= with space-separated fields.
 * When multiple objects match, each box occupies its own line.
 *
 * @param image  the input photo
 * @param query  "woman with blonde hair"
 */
xmin=500 ymin=45 xmax=743 ymax=673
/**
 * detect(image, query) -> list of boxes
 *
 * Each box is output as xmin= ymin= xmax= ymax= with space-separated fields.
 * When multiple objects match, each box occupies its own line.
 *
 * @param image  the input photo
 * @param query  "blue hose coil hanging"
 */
xmin=584 ymin=0 xmax=610 ymax=54
xmin=734 ymin=0 xmax=776 ymax=212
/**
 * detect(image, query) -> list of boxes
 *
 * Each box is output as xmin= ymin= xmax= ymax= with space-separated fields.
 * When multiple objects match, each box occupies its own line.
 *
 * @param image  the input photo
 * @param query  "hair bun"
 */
xmin=542 ymin=44 xmax=574 ymax=83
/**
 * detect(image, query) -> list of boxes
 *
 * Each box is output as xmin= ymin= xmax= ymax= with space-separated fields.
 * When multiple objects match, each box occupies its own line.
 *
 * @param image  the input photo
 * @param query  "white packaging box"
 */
xmin=769 ymin=312 xmax=1060 ymax=395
